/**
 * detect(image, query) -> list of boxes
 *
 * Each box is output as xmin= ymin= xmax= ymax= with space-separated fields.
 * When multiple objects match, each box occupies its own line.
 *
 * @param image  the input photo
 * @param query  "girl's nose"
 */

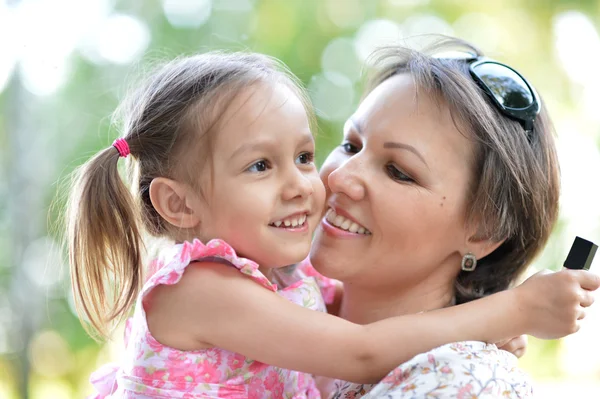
xmin=282 ymin=168 xmax=314 ymax=201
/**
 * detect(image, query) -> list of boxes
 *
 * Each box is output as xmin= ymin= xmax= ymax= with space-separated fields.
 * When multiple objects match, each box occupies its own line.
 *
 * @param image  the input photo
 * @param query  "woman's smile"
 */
xmin=320 ymin=208 xmax=372 ymax=238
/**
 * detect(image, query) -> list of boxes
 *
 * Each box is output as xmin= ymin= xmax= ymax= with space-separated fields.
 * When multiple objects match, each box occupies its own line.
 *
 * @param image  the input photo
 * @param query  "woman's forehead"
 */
xmin=350 ymin=74 xmax=475 ymax=173
xmin=354 ymin=75 xmax=450 ymax=138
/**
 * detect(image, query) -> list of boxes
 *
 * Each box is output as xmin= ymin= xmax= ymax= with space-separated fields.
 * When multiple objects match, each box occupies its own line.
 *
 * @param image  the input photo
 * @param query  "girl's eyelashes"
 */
xmin=246 ymin=152 xmax=313 ymax=173
xmin=385 ymin=164 xmax=414 ymax=183
xmin=340 ymin=141 xmax=360 ymax=154
xmin=247 ymin=159 xmax=270 ymax=173
xmin=295 ymin=151 xmax=315 ymax=165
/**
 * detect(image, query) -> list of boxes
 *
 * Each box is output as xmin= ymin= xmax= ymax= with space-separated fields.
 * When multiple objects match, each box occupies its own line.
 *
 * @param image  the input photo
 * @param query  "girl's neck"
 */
xmin=339 ymin=275 xmax=455 ymax=325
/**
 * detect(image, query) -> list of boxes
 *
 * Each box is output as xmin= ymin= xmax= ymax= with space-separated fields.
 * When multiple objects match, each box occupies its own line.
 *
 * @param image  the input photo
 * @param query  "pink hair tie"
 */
xmin=112 ymin=138 xmax=130 ymax=158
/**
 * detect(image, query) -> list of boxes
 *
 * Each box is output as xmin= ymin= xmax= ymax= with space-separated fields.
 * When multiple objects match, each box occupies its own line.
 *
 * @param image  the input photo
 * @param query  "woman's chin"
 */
xmin=310 ymin=229 xmax=359 ymax=280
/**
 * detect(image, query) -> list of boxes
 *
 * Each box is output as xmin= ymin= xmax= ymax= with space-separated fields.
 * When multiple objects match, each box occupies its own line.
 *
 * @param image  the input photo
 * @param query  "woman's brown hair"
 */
xmin=365 ymin=36 xmax=560 ymax=304
xmin=67 ymin=52 xmax=312 ymax=339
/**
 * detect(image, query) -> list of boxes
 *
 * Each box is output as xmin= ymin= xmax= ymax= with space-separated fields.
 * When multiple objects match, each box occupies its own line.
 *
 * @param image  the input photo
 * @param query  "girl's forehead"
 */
xmin=212 ymin=83 xmax=312 ymax=150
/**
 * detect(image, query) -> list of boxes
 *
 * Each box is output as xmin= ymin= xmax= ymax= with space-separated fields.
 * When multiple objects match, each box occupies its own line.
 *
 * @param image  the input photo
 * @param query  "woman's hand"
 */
xmin=514 ymin=269 xmax=599 ymax=339
xmin=496 ymin=335 xmax=528 ymax=358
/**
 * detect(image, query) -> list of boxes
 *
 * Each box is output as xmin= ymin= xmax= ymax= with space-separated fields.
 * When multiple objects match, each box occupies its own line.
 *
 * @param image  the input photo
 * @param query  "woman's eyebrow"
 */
xmin=383 ymin=141 xmax=429 ymax=168
xmin=349 ymin=117 xmax=429 ymax=169
xmin=347 ymin=117 xmax=363 ymax=135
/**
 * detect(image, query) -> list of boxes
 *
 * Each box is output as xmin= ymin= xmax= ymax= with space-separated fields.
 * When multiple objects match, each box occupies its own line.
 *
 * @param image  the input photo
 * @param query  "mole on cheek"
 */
xmin=440 ymin=196 xmax=446 ymax=207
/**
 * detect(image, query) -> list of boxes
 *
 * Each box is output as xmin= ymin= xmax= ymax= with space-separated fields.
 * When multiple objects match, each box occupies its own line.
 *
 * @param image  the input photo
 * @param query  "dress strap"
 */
xmin=141 ymin=239 xmax=277 ymax=299
xmin=296 ymin=258 xmax=339 ymax=305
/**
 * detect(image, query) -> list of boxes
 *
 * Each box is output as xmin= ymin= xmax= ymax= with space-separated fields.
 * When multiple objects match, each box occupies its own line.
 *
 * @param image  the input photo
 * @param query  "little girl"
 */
xmin=67 ymin=52 xmax=593 ymax=398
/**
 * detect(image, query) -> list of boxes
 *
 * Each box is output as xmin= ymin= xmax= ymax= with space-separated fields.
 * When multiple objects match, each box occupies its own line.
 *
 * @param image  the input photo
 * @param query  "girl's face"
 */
xmin=311 ymin=74 xmax=477 ymax=290
xmin=195 ymin=83 xmax=325 ymax=269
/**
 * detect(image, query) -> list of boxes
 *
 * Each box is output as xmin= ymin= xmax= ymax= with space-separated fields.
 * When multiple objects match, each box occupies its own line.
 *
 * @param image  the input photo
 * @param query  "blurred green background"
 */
xmin=1 ymin=0 xmax=600 ymax=398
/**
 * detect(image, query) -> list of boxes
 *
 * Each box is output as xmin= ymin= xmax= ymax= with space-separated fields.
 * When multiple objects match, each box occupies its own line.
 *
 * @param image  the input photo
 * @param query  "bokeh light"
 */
xmin=1 ymin=1 xmax=600 ymax=398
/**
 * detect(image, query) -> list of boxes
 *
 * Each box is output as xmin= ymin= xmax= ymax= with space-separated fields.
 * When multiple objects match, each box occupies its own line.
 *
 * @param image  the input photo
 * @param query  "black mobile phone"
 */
xmin=563 ymin=236 xmax=598 ymax=271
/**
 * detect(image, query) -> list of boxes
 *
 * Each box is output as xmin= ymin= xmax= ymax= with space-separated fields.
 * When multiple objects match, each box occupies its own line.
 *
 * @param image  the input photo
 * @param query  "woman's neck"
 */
xmin=339 ymin=276 xmax=455 ymax=325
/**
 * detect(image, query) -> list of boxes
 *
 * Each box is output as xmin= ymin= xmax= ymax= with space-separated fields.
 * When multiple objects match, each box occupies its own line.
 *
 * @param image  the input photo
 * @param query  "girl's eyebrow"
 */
xmin=229 ymin=131 xmax=314 ymax=160
xmin=229 ymin=138 xmax=277 ymax=160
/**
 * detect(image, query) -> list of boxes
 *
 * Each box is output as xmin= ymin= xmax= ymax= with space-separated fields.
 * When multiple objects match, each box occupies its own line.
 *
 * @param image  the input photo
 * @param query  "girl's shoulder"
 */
xmin=143 ymin=238 xmax=276 ymax=295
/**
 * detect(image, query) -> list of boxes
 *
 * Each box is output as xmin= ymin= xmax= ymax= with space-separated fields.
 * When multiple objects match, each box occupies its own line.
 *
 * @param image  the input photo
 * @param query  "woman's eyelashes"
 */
xmin=340 ymin=141 xmax=360 ymax=154
xmin=386 ymin=164 xmax=414 ymax=183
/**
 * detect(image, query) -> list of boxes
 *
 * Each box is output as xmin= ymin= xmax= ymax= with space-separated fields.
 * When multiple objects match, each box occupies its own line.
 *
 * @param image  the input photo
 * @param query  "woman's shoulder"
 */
xmin=368 ymin=341 xmax=532 ymax=398
xmin=351 ymin=341 xmax=532 ymax=399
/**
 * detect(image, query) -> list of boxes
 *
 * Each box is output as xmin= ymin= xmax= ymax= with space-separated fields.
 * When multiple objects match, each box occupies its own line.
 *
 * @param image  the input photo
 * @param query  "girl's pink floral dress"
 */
xmin=89 ymin=239 xmax=336 ymax=399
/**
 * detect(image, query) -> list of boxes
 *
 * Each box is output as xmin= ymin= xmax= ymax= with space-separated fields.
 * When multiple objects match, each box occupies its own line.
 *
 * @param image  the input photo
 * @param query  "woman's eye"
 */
xmin=386 ymin=164 xmax=414 ymax=183
xmin=340 ymin=142 xmax=360 ymax=154
xmin=247 ymin=160 xmax=269 ymax=173
xmin=296 ymin=152 xmax=314 ymax=165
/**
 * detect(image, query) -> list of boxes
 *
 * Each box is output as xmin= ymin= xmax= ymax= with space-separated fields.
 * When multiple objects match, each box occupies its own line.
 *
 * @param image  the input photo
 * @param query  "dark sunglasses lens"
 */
xmin=472 ymin=62 xmax=533 ymax=109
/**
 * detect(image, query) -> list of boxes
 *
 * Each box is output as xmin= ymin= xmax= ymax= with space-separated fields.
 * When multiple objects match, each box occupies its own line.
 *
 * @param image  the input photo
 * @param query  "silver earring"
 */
xmin=461 ymin=252 xmax=477 ymax=272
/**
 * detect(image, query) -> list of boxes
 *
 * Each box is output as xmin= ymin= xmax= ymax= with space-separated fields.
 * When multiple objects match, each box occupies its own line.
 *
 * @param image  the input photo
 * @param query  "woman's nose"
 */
xmin=282 ymin=168 xmax=314 ymax=201
xmin=327 ymin=157 xmax=365 ymax=201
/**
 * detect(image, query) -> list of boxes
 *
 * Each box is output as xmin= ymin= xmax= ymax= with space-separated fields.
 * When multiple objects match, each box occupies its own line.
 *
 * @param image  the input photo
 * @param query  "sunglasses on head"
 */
xmin=434 ymin=52 xmax=540 ymax=140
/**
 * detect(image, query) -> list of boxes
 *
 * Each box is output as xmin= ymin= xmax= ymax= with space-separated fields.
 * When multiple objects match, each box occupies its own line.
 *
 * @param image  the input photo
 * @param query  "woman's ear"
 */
xmin=464 ymin=220 xmax=506 ymax=259
xmin=149 ymin=177 xmax=201 ymax=229
xmin=466 ymin=235 xmax=505 ymax=260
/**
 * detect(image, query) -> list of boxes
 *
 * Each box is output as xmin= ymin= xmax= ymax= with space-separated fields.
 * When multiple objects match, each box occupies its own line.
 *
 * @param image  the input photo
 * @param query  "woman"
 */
xmin=310 ymin=37 xmax=585 ymax=398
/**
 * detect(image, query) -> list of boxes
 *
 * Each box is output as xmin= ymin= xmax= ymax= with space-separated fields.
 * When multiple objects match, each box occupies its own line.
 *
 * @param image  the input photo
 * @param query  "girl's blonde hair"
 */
xmin=67 ymin=52 xmax=313 ymax=339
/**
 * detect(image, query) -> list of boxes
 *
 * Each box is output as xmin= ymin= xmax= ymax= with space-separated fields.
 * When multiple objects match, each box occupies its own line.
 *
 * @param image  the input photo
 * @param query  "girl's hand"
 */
xmin=496 ymin=335 xmax=528 ymax=358
xmin=514 ymin=269 xmax=600 ymax=339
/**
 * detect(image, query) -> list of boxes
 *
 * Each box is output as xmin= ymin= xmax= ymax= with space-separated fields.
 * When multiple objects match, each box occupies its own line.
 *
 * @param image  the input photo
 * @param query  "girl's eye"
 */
xmin=247 ymin=160 xmax=269 ymax=173
xmin=386 ymin=164 xmax=414 ymax=183
xmin=296 ymin=152 xmax=314 ymax=165
xmin=340 ymin=142 xmax=360 ymax=154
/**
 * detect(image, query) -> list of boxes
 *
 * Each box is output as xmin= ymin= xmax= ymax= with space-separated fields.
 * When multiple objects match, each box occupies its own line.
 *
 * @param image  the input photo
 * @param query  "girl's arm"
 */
xmin=147 ymin=262 xmax=598 ymax=384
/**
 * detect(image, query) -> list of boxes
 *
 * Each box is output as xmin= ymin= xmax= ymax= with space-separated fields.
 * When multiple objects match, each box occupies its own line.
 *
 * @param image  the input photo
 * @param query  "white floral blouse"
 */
xmin=330 ymin=341 xmax=533 ymax=399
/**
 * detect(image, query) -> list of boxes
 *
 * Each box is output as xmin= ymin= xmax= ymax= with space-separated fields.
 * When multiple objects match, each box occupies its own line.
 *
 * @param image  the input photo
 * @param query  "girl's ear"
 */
xmin=149 ymin=177 xmax=201 ymax=229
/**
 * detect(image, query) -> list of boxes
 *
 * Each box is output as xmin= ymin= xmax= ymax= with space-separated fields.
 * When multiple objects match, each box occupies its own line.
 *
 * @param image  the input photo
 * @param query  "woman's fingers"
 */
xmin=573 ymin=270 xmax=600 ymax=291
xmin=577 ymin=307 xmax=586 ymax=321
xmin=580 ymin=290 xmax=595 ymax=308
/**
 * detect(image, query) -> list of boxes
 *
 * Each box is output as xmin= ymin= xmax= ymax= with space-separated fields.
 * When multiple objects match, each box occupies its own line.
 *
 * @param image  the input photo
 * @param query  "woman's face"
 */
xmin=310 ymin=73 xmax=478 ymax=290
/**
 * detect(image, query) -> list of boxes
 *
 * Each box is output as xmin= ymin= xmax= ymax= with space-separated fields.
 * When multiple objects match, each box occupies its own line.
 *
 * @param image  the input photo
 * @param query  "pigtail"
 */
xmin=65 ymin=51 xmax=306 ymax=339
xmin=67 ymin=145 xmax=143 ymax=339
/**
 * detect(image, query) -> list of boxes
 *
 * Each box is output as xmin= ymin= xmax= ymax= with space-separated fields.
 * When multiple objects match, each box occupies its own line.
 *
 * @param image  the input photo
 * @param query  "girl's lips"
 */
xmin=320 ymin=218 xmax=367 ymax=238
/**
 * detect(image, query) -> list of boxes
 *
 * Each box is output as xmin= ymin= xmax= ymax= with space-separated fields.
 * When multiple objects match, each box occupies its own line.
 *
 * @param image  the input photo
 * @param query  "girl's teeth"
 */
xmin=272 ymin=215 xmax=307 ymax=228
